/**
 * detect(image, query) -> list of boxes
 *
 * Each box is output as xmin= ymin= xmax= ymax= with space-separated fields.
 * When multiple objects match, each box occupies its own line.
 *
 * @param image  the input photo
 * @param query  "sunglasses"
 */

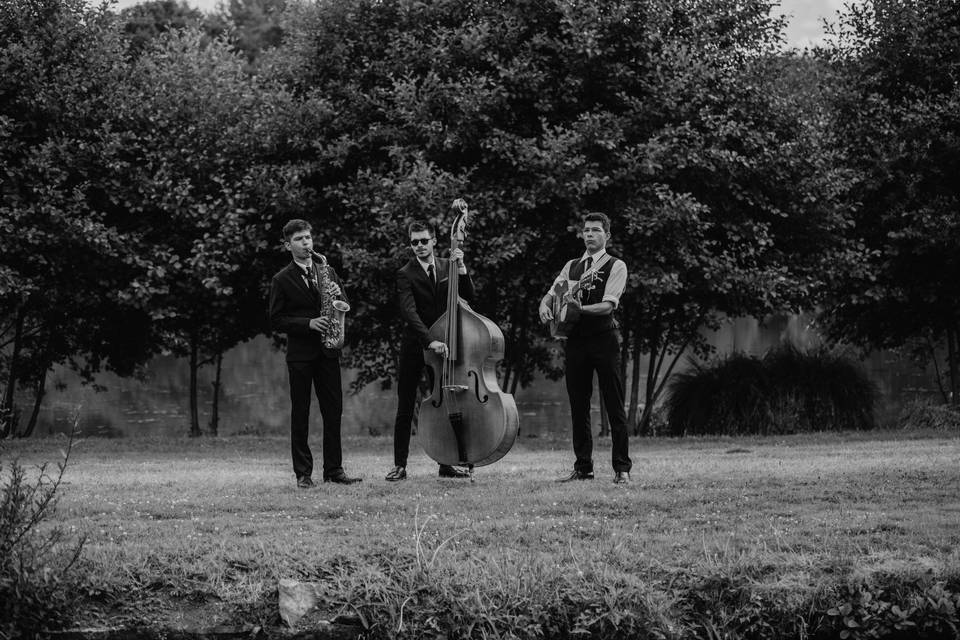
xmin=410 ymin=238 xmax=433 ymax=246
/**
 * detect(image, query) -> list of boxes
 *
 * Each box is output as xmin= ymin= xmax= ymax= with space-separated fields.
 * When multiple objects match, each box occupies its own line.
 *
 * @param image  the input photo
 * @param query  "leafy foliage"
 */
xmin=272 ymin=0 xmax=847 ymax=397
xmin=6 ymin=0 xmax=952 ymax=429
xmin=207 ymin=0 xmax=287 ymax=68
xmin=818 ymin=0 xmax=960 ymax=406
xmin=118 ymin=0 xmax=207 ymax=55
xmin=2 ymin=0 xmax=304 ymax=437
xmin=665 ymin=345 xmax=876 ymax=435
xmin=0 ymin=0 xmax=155 ymax=438
xmin=102 ymin=27 xmax=304 ymax=433
xmin=818 ymin=577 xmax=960 ymax=640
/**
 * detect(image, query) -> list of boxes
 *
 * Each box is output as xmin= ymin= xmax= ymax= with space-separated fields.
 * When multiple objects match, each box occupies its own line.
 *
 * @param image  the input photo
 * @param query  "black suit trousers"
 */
xmin=564 ymin=330 xmax=632 ymax=474
xmin=392 ymin=339 xmax=428 ymax=468
xmin=287 ymin=355 xmax=343 ymax=479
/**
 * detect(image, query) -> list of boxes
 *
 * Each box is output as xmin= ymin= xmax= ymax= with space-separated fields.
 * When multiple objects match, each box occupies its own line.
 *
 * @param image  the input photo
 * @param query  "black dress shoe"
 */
xmin=296 ymin=476 xmax=315 ymax=489
xmin=323 ymin=472 xmax=362 ymax=485
xmin=613 ymin=471 xmax=630 ymax=484
xmin=385 ymin=466 xmax=407 ymax=481
xmin=557 ymin=469 xmax=594 ymax=482
xmin=438 ymin=465 xmax=470 ymax=478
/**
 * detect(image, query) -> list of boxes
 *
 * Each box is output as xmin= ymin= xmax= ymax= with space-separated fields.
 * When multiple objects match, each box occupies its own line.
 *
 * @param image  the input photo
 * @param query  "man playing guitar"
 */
xmin=538 ymin=213 xmax=632 ymax=484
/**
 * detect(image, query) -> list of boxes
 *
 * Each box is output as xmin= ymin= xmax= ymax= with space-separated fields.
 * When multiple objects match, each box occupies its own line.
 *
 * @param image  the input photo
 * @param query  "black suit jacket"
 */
xmin=397 ymin=258 xmax=475 ymax=348
xmin=269 ymin=261 xmax=348 ymax=361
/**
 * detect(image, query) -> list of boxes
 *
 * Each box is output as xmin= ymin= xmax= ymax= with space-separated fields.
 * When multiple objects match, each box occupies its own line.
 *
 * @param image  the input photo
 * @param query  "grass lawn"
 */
xmin=5 ymin=429 xmax=960 ymax=638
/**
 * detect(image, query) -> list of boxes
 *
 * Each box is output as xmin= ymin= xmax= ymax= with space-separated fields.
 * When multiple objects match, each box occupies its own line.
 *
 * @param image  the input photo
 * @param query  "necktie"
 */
xmin=584 ymin=256 xmax=593 ymax=272
xmin=427 ymin=263 xmax=436 ymax=287
xmin=304 ymin=267 xmax=314 ymax=290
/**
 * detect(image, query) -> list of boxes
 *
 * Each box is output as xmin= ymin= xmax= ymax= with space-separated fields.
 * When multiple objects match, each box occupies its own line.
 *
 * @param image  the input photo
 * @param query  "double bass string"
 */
xmin=445 ymin=231 xmax=460 ymax=421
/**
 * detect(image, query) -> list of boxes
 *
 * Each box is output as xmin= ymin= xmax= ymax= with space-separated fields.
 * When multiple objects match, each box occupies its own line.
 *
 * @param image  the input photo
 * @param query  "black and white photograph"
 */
xmin=2 ymin=0 xmax=958 ymax=637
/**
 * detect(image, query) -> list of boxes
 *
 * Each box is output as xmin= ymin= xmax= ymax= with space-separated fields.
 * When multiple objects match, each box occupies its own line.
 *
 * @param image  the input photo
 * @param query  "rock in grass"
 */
xmin=278 ymin=578 xmax=318 ymax=627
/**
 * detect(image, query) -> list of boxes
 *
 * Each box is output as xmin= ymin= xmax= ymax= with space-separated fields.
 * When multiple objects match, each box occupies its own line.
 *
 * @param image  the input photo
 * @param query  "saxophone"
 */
xmin=312 ymin=251 xmax=350 ymax=349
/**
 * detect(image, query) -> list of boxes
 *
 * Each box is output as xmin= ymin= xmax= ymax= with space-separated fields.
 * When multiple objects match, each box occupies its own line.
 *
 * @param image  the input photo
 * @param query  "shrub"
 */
xmin=0 ymin=433 xmax=85 ymax=639
xmin=896 ymin=398 xmax=960 ymax=432
xmin=664 ymin=355 xmax=770 ymax=436
xmin=665 ymin=345 xmax=876 ymax=436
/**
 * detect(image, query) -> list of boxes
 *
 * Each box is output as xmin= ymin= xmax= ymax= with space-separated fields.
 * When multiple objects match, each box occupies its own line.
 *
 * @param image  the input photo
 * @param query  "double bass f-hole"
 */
xmin=468 ymin=370 xmax=488 ymax=403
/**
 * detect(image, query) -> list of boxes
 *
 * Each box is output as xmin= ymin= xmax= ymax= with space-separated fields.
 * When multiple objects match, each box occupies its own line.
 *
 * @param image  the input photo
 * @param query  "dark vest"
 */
xmin=568 ymin=254 xmax=619 ymax=338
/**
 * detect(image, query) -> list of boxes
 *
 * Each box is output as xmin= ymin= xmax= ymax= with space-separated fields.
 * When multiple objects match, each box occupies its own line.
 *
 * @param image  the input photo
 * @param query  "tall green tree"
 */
xmin=818 ymin=0 xmax=960 ymax=407
xmin=104 ymin=28 xmax=303 ymax=435
xmin=600 ymin=17 xmax=860 ymax=433
xmin=0 ymin=0 xmax=154 ymax=438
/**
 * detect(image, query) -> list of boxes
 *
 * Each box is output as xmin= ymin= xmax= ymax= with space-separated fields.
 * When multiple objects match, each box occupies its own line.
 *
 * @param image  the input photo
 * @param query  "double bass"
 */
xmin=418 ymin=199 xmax=519 ymax=468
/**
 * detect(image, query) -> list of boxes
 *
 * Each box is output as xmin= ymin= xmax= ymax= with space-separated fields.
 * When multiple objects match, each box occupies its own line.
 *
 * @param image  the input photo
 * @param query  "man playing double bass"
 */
xmin=538 ymin=212 xmax=632 ymax=484
xmin=386 ymin=221 xmax=475 ymax=481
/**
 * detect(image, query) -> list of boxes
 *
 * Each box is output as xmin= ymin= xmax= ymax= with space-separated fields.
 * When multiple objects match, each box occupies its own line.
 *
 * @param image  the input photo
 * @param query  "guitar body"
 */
xmin=549 ymin=279 xmax=580 ymax=339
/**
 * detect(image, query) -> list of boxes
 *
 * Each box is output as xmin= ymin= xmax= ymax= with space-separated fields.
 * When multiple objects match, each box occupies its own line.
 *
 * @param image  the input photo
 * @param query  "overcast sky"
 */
xmin=107 ymin=0 xmax=850 ymax=48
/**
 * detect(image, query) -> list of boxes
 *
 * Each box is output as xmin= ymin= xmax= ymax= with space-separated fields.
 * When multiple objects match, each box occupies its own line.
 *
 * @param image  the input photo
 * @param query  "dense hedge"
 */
xmin=665 ymin=345 xmax=877 ymax=436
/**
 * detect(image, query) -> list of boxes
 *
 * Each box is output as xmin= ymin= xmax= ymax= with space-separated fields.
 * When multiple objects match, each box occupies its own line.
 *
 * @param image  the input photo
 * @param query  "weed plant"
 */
xmin=666 ymin=345 xmax=877 ymax=436
xmin=0 ymin=430 xmax=84 ymax=639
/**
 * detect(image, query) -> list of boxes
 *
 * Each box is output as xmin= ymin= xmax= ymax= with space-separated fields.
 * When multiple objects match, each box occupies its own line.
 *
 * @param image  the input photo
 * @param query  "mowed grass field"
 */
xmin=6 ymin=429 xmax=960 ymax=637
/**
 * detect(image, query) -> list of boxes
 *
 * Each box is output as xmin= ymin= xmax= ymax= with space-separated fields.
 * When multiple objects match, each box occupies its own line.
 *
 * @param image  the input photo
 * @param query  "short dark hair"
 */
xmin=282 ymin=219 xmax=311 ymax=240
xmin=407 ymin=221 xmax=435 ymax=237
xmin=582 ymin=212 xmax=611 ymax=234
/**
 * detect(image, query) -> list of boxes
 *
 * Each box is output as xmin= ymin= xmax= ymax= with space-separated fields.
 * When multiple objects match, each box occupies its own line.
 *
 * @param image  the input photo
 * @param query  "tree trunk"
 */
xmin=509 ymin=368 xmax=521 ymax=396
xmin=639 ymin=337 xmax=691 ymax=436
xmin=1 ymin=307 xmax=26 ymax=439
xmin=598 ymin=392 xmax=609 ymax=437
xmin=627 ymin=341 xmax=642 ymax=430
xmin=501 ymin=364 xmax=512 ymax=395
xmin=509 ymin=313 xmax=528 ymax=396
xmin=20 ymin=367 xmax=46 ymax=439
xmin=619 ymin=314 xmax=630 ymax=392
xmin=208 ymin=350 xmax=223 ymax=436
xmin=501 ymin=300 xmax=523 ymax=391
xmin=412 ymin=373 xmax=430 ymax=435
xmin=948 ymin=325 xmax=960 ymax=408
xmin=637 ymin=347 xmax=659 ymax=436
xmin=927 ymin=332 xmax=950 ymax=404
xmin=188 ymin=330 xmax=201 ymax=437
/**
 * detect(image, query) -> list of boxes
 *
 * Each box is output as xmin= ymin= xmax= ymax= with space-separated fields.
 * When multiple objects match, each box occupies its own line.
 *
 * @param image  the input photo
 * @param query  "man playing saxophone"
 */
xmin=269 ymin=219 xmax=362 ymax=488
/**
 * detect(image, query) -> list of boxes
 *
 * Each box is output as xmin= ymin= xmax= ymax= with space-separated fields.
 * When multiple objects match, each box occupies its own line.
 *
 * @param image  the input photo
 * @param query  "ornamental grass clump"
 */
xmin=665 ymin=345 xmax=876 ymax=435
